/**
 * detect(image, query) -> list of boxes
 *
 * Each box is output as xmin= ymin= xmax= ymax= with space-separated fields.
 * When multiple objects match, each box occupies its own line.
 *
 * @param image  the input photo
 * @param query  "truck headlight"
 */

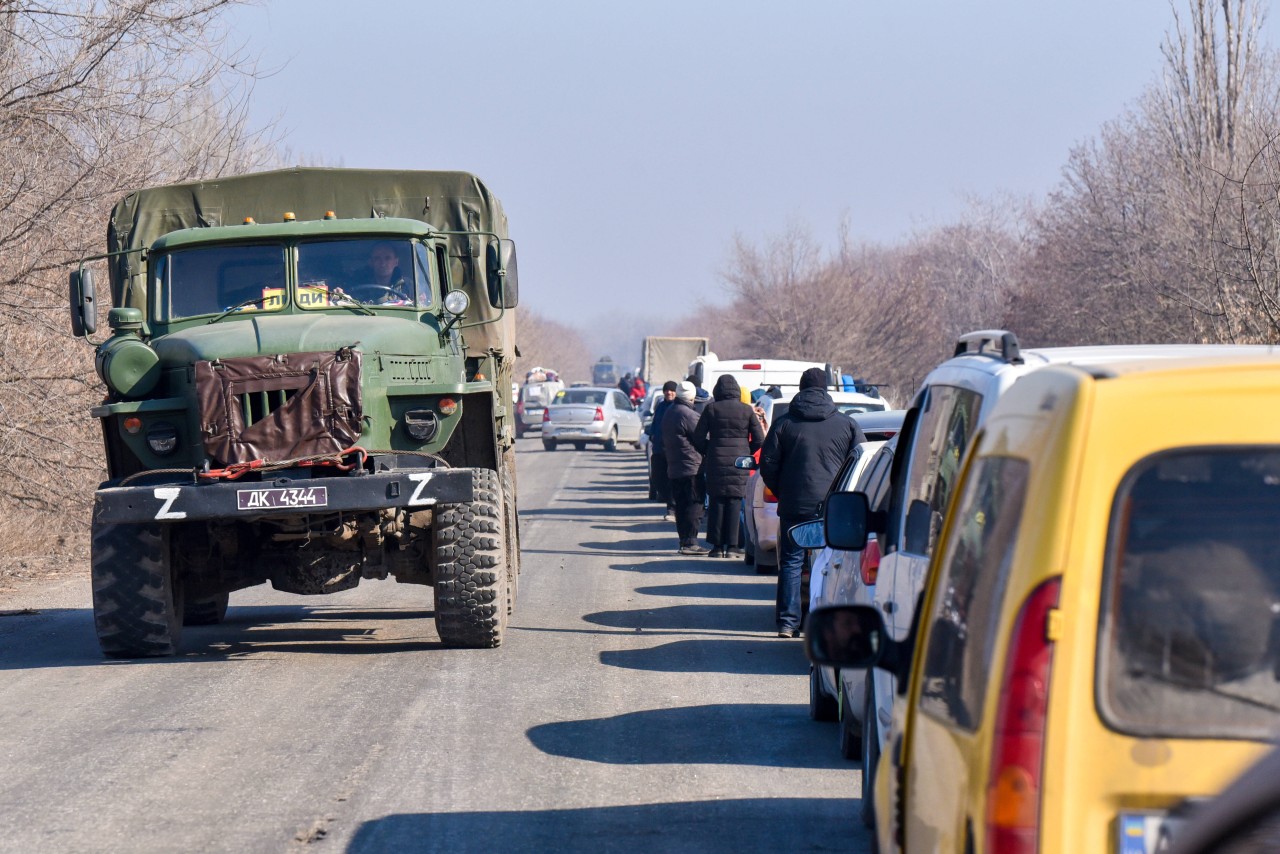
xmin=146 ymin=422 xmax=179 ymax=455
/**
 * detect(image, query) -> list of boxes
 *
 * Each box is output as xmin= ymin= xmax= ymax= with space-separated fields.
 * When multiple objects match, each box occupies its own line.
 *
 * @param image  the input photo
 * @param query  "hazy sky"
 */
xmin=230 ymin=1 xmax=1202 ymax=325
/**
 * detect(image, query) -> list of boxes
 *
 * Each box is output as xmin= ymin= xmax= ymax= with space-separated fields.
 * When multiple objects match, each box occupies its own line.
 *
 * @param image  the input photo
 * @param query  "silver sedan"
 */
xmin=541 ymin=387 xmax=643 ymax=451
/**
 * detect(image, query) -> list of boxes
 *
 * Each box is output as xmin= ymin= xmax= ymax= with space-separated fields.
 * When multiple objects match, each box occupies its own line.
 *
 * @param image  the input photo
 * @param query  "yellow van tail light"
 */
xmin=986 ymin=576 xmax=1062 ymax=853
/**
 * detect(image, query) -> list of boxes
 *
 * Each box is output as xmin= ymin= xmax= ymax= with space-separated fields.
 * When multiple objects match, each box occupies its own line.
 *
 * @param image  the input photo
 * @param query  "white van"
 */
xmin=688 ymin=353 xmax=833 ymax=399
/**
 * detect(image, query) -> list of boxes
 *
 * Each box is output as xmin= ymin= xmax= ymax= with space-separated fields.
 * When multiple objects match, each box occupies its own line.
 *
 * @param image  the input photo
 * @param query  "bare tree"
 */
xmin=0 ymin=1 xmax=274 ymax=574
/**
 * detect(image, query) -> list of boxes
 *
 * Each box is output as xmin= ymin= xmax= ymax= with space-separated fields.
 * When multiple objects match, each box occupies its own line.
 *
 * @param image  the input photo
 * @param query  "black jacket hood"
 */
xmin=788 ymin=387 xmax=837 ymax=421
xmin=712 ymin=375 xmax=741 ymax=402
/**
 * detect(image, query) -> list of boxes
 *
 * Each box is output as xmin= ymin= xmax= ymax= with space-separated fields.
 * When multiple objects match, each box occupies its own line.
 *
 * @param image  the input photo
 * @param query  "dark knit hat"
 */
xmin=662 ymin=380 xmax=678 ymax=393
xmin=799 ymin=367 xmax=828 ymax=390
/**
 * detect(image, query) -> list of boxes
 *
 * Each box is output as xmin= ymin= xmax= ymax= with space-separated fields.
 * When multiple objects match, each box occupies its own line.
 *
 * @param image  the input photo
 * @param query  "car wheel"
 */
xmin=861 ymin=681 xmax=880 ymax=830
xmin=573 ymin=441 xmax=587 ymax=451
xmin=603 ymin=429 xmax=618 ymax=452
xmin=839 ymin=681 xmax=863 ymax=760
xmin=515 ymin=423 xmax=525 ymax=439
xmin=542 ymin=439 xmax=557 ymax=451
xmin=809 ymin=664 xmax=838 ymax=722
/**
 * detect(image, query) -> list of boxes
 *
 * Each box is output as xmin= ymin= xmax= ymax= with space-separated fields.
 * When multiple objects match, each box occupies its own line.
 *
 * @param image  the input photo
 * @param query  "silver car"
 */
xmin=542 ymin=387 xmax=643 ymax=451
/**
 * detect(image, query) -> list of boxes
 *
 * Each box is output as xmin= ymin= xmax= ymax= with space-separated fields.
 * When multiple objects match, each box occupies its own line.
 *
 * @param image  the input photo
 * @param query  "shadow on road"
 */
xmin=0 ymin=605 xmax=445 ymax=670
xmin=600 ymin=638 xmax=803 ymax=676
xmin=347 ymin=798 xmax=864 ymax=853
xmin=583 ymin=603 xmax=770 ymax=633
xmin=632 ymin=582 xmax=772 ymax=601
xmin=526 ymin=704 xmax=847 ymax=769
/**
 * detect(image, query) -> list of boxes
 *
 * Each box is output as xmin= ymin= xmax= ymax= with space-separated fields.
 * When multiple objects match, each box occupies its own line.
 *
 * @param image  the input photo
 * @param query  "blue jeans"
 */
xmin=776 ymin=513 xmax=814 ymax=632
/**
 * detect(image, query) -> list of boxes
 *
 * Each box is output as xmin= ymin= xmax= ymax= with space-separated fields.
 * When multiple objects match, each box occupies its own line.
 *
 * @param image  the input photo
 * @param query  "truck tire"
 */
xmin=183 ymin=592 xmax=229 ymax=626
xmin=91 ymin=521 xmax=183 ymax=658
xmin=432 ymin=469 xmax=508 ymax=648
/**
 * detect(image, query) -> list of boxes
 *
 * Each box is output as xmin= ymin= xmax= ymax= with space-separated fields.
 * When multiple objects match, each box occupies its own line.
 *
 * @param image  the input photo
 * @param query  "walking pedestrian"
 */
xmin=759 ymin=367 xmax=865 ymax=637
xmin=662 ymin=381 xmax=707 ymax=555
xmin=693 ymin=375 xmax=765 ymax=558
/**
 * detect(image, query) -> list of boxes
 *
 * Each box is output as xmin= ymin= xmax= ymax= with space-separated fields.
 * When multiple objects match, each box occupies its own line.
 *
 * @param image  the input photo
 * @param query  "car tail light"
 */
xmin=594 ymin=406 xmax=604 ymax=422
xmin=763 ymin=485 xmax=778 ymax=504
xmin=859 ymin=538 xmax=881 ymax=586
xmin=986 ymin=576 xmax=1061 ymax=854
xmin=516 ymin=400 xmax=525 ymax=416
xmin=542 ymin=407 xmax=550 ymax=422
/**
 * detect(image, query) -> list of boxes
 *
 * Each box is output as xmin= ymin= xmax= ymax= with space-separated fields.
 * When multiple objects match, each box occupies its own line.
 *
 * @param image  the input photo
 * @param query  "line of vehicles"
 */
xmin=791 ymin=329 xmax=1280 ymax=853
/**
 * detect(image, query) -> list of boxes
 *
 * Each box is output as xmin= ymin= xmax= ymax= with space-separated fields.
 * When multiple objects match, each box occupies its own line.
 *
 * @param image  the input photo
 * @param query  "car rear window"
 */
xmin=1099 ymin=448 xmax=1280 ymax=740
xmin=555 ymin=389 xmax=606 ymax=406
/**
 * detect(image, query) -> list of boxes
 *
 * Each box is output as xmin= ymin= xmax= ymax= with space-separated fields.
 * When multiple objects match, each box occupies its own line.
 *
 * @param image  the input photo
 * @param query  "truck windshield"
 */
xmin=157 ymin=244 xmax=287 ymax=320
xmin=155 ymin=238 xmax=432 ymax=321
xmin=297 ymin=238 xmax=430 ymax=310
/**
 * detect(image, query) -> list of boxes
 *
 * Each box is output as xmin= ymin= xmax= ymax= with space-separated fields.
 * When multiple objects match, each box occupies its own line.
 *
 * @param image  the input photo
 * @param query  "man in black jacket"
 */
xmin=760 ymin=368 xmax=865 ymax=637
xmin=662 ymin=381 xmax=708 ymax=555
xmin=647 ymin=380 xmax=679 ymax=512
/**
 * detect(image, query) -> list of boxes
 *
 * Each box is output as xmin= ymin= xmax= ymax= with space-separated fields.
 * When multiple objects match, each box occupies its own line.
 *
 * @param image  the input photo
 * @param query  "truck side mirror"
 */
xmin=486 ymin=239 xmax=519 ymax=309
xmin=69 ymin=268 xmax=97 ymax=336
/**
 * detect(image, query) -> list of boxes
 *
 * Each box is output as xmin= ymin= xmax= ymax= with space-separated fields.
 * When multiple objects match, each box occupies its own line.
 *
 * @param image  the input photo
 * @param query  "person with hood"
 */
xmin=662 ymin=381 xmax=707 ymax=555
xmin=647 ymin=380 xmax=679 ymax=512
xmin=693 ymin=375 xmax=765 ymax=558
xmin=760 ymin=367 xmax=866 ymax=637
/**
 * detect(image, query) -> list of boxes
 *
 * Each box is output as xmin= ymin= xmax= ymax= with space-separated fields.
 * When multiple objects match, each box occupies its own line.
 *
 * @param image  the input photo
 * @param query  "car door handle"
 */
xmin=881 ymin=600 xmax=896 ymax=614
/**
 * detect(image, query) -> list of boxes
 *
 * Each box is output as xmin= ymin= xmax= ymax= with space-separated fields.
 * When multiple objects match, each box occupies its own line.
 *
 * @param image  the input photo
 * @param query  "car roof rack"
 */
xmin=953 ymin=329 xmax=1024 ymax=365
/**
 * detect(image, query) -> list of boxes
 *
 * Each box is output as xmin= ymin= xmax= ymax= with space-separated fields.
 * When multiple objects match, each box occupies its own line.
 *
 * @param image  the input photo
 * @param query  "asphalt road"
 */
xmin=0 ymin=439 xmax=871 ymax=853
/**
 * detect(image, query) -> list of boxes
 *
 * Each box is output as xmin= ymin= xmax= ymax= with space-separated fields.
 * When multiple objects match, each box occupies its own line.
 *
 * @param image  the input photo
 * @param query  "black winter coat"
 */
xmin=648 ymin=397 xmax=675 ymax=455
xmin=661 ymin=398 xmax=703 ymax=479
xmin=759 ymin=387 xmax=866 ymax=519
xmin=693 ymin=376 xmax=765 ymax=498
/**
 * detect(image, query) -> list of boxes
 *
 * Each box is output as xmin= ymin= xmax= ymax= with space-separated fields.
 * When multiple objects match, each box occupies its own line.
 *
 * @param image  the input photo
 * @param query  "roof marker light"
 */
xmin=283 ymin=212 xmax=296 ymax=222
xmin=323 ymin=211 xmax=336 ymax=220
xmin=243 ymin=217 xmax=255 ymax=225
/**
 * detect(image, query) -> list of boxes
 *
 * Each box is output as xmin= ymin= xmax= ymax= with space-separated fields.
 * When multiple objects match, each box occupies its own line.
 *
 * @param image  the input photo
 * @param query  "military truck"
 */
xmin=591 ymin=356 xmax=618 ymax=387
xmin=69 ymin=168 xmax=521 ymax=657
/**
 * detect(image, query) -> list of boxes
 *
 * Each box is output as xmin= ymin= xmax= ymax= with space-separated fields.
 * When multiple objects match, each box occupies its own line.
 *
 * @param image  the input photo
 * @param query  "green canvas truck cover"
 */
xmin=105 ymin=167 xmax=514 ymax=356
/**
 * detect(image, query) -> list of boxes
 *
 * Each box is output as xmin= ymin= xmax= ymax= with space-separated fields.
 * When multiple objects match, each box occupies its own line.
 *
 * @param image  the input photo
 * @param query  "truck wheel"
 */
xmin=183 ymin=592 xmax=229 ymax=626
xmin=500 ymin=445 xmax=520 ymax=616
xmin=603 ymin=429 xmax=618 ymax=452
xmin=542 ymin=439 xmax=557 ymax=451
xmin=432 ymin=469 xmax=508 ymax=648
xmin=91 ymin=521 xmax=183 ymax=658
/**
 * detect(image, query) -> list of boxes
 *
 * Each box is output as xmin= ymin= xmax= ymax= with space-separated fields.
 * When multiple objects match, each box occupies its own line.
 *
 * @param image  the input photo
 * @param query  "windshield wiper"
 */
xmin=329 ymin=290 xmax=375 ymax=316
xmin=206 ymin=295 xmax=268 ymax=325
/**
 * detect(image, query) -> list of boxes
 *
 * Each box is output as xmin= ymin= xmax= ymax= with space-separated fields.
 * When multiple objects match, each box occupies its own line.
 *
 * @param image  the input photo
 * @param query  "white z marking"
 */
xmin=153 ymin=487 xmax=187 ymax=520
xmin=407 ymin=473 xmax=435 ymax=506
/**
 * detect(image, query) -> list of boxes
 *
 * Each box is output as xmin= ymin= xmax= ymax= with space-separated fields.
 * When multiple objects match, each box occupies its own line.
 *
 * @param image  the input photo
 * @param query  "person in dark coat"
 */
xmin=693 ymin=375 xmax=765 ymax=558
xmin=647 ymin=381 xmax=679 ymax=512
xmin=760 ymin=367 xmax=866 ymax=637
xmin=662 ymin=381 xmax=707 ymax=555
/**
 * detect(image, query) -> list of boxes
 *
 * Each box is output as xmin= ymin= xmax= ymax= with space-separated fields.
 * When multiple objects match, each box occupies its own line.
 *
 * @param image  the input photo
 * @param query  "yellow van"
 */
xmin=808 ymin=354 xmax=1280 ymax=854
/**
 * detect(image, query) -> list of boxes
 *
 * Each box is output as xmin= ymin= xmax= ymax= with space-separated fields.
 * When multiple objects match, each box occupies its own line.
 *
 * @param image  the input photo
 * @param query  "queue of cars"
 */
xmin=796 ymin=330 xmax=1280 ymax=853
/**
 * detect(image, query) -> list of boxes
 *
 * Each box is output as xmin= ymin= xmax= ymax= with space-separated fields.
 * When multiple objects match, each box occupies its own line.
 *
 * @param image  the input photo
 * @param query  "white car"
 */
xmin=541 ymin=386 xmax=642 ymax=451
xmin=807 ymin=435 xmax=897 ymax=760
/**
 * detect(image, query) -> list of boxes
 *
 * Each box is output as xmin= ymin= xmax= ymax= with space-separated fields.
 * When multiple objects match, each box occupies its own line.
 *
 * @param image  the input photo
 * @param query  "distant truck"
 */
xmin=640 ymin=336 xmax=709 ymax=389
xmin=69 ymin=167 xmax=521 ymax=657
xmin=592 ymin=357 xmax=618 ymax=386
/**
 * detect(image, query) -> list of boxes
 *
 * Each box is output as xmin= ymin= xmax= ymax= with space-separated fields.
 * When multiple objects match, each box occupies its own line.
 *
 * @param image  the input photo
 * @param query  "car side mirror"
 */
xmin=789 ymin=519 xmax=825 ymax=550
xmin=70 ymin=267 xmax=97 ymax=336
xmin=486 ymin=239 xmax=519 ymax=309
xmin=825 ymin=491 xmax=884 ymax=550
xmin=805 ymin=604 xmax=905 ymax=673
xmin=734 ymin=455 xmax=757 ymax=470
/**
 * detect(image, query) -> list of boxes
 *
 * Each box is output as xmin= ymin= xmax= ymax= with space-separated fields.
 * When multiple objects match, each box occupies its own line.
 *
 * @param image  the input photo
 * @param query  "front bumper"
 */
xmin=94 ymin=461 xmax=475 ymax=525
